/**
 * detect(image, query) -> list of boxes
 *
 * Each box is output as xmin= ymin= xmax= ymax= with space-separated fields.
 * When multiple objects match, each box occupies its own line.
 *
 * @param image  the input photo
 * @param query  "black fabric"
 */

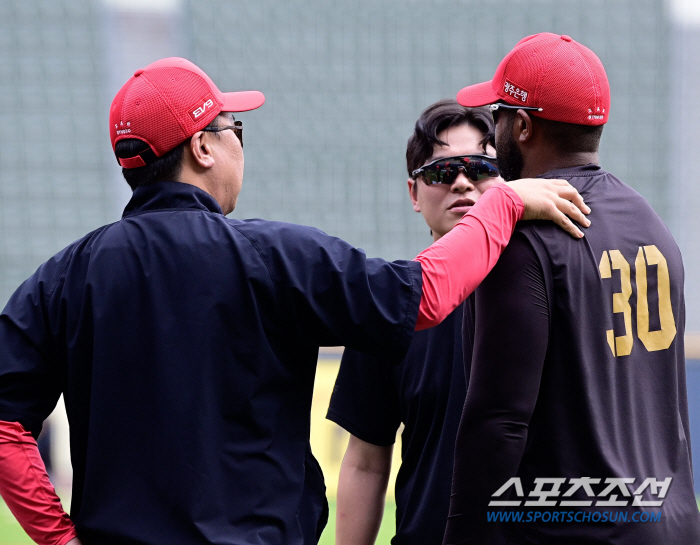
xmin=298 ymin=448 xmax=329 ymax=542
xmin=446 ymin=165 xmax=700 ymax=544
xmin=328 ymin=303 xmax=465 ymax=545
xmin=0 ymin=181 xmax=422 ymax=545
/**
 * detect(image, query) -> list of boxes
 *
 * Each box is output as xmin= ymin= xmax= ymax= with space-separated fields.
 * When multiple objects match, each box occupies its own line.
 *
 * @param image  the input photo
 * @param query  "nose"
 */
xmin=450 ymin=172 xmax=475 ymax=193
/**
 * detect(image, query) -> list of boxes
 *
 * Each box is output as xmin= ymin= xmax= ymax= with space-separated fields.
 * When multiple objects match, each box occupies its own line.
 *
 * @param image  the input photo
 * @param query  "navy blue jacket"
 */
xmin=0 ymin=182 xmax=422 ymax=545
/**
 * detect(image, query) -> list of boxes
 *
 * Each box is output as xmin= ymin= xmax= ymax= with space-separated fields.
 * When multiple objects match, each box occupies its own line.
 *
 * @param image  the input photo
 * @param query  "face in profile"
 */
xmin=494 ymin=112 xmax=525 ymax=182
xmin=206 ymin=113 xmax=245 ymax=215
xmin=409 ymin=123 xmax=501 ymax=241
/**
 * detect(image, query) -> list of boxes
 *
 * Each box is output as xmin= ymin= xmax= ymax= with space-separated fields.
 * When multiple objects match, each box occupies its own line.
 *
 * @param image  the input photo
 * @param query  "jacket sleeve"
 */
xmin=0 ymin=420 xmax=77 ymax=545
xmin=0 ymin=252 xmax=76 ymax=544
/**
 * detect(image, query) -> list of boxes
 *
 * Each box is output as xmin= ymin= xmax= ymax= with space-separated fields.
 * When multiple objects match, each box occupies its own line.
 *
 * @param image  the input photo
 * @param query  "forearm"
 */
xmin=336 ymin=438 xmax=393 ymax=545
xmin=445 ymin=414 xmax=529 ymax=544
xmin=0 ymin=421 xmax=77 ymax=545
xmin=414 ymin=184 xmax=523 ymax=330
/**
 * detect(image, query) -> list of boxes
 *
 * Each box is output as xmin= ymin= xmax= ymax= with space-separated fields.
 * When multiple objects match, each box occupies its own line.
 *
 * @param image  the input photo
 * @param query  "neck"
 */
xmin=521 ymin=151 xmax=598 ymax=178
xmin=178 ymin=170 xmax=212 ymax=198
xmin=177 ymin=171 xmax=233 ymax=215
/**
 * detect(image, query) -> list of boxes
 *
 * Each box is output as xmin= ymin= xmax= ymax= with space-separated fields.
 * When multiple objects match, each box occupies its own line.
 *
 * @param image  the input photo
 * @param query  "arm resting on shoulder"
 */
xmin=414 ymin=184 xmax=523 ymax=330
xmin=415 ymin=179 xmax=588 ymax=331
xmin=336 ymin=435 xmax=393 ymax=545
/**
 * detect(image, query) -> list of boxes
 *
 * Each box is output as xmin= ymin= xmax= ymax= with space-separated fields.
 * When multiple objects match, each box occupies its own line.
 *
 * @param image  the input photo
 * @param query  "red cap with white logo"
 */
xmin=110 ymin=57 xmax=265 ymax=169
xmin=456 ymin=33 xmax=610 ymax=126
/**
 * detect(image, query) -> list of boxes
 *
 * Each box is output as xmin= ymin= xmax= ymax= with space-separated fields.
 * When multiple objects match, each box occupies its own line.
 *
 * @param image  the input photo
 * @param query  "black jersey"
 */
xmin=328 ymin=303 xmax=465 ymax=544
xmin=445 ymin=165 xmax=700 ymax=544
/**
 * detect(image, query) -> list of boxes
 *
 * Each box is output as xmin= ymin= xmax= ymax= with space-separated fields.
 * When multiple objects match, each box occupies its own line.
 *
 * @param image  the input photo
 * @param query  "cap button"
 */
xmin=134 ymin=69 xmax=144 ymax=77
xmin=560 ymin=35 xmax=572 ymax=42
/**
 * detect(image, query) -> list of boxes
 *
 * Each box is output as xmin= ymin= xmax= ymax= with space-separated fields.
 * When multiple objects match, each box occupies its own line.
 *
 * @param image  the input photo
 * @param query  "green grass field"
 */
xmin=318 ymin=501 xmax=396 ymax=544
xmin=0 ymin=499 xmax=396 ymax=545
xmin=7 ymin=498 xmax=700 ymax=544
xmin=0 ymin=500 xmax=33 ymax=545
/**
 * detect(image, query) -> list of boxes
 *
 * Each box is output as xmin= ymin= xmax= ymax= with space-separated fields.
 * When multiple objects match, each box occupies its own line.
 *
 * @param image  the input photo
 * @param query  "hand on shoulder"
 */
xmin=506 ymin=178 xmax=591 ymax=238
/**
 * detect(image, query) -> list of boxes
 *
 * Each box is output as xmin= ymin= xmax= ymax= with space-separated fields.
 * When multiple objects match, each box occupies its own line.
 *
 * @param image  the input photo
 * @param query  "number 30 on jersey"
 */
xmin=598 ymin=245 xmax=676 ymax=357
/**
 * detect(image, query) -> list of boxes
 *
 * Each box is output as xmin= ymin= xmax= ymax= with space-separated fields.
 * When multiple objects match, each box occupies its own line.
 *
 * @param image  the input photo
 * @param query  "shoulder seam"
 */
xmin=513 ymin=229 xmax=553 ymax=358
xmin=44 ymin=224 xmax=113 ymax=306
xmin=229 ymin=223 xmax=277 ymax=296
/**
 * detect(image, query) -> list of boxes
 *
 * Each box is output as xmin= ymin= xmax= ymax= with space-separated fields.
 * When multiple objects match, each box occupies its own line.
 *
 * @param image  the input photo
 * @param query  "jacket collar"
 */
xmin=539 ymin=163 xmax=602 ymax=179
xmin=122 ymin=181 xmax=223 ymax=218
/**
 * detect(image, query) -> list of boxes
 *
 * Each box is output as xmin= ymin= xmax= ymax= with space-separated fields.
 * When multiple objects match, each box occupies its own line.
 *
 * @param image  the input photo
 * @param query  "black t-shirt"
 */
xmin=446 ymin=165 xmax=700 ymax=545
xmin=328 ymin=303 xmax=465 ymax=545
xmin=0 ymin=182 xmax=422 ymax=545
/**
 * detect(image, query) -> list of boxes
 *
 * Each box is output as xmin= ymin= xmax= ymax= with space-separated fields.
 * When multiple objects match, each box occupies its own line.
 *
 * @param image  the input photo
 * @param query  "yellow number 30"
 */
xmin=598 ymin=246 xmax=676 ymax=357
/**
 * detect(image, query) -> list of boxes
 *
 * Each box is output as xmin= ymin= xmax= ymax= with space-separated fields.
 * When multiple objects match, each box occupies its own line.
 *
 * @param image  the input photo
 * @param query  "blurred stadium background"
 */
xmin=1 ymin=0 xmax=700 ymax=542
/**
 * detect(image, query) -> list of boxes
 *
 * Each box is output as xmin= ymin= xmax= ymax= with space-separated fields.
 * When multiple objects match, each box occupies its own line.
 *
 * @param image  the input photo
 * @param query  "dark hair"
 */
xmin=115 ymin=114 xmax=228 ymax=191
xmin=406 ymin=99 xmax=494 ymax=177
xmin=532 ymin=115 xmax=604 ymax=154
xmin=115 ymin=139 xmax=187 ymax=191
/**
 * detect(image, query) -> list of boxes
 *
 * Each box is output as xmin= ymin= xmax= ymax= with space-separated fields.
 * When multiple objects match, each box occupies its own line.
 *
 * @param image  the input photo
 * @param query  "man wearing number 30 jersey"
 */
xmin=444 ymin=33 xmax=700 ymax=544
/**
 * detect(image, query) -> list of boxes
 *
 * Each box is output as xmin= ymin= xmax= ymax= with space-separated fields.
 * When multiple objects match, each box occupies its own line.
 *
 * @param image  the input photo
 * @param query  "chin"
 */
xmin=433 ymin=225 xmax=454 ymax=239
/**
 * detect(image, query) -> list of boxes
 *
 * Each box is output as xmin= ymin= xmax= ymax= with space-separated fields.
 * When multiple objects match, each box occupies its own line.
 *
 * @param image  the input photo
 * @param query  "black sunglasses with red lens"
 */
xmin=412 ymin=154 xmax=499 ymax=185
xmin=201 ymin=120 xmax=243 ymax=147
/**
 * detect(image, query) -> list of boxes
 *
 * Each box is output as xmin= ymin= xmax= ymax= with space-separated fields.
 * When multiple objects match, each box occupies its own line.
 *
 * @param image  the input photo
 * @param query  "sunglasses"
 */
xmin=489 ymin=103 xmax=543 ymax=124
xmin=412 ymin=154 xmax=499 ymax=185
xmin=201 ymin=120 xmax=243 ymax=147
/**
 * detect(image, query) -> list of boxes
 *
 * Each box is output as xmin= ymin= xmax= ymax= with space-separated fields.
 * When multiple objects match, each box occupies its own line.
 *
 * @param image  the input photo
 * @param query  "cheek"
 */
xmin=475 ymin=179 xmax=501 ymax=196
xmin=418 ymin=187 xmax=448 ymax=212
xmin=495 ymin=119 xmax=510 ymax=146
xmin=495 ymin=130 xmax=505 ymax=150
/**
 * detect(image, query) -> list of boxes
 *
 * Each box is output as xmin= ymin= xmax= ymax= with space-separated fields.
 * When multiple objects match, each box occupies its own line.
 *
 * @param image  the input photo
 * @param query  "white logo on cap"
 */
xmin=114 ymin=120 xmax=132 ymax=134
xmin=114 ymin=121 xmax=131 ymax=134
xmin=504 ymin=80 xmax=529 ymax=103
xmin=588 ymin=107 xmax=605 ymax=121
xmin=192 ymin=99 xmax=215 ymax=119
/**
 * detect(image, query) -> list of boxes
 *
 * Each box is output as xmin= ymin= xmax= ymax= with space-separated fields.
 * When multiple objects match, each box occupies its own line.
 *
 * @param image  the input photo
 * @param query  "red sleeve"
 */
xmin=413 ymin=183 xmax=524 ymax=330
xmin=0 ymin=420 xmax=77 ymax=545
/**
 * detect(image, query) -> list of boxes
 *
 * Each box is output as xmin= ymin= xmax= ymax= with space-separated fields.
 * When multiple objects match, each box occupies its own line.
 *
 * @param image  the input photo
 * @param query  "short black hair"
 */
xmin=532 ymin=114 xmax=604 ymax=154
xmin=114 ymin=113 xmax=230 ymax=191
xmin=406 ymin=99 xmax=494 ymax=177
xmin=115 ymin=139 xmax=187 ymax=191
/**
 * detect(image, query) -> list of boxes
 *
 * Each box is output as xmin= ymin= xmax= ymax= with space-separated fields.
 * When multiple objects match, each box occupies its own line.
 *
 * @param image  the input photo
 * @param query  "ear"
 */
xmin=407 ymin=178 xmax=421 ymax=212
xmin=515 ymin=110 xmax=534 ymax=144
xmin=188 ymin=131 xmax=216 ymax=169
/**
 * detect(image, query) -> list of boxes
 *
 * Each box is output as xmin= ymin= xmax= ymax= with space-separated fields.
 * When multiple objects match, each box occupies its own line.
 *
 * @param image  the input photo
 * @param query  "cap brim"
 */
xmin=456 ymin=81 xmax=499 ymax=107
xmin=221 ymin=90 xmax=265 ymax=112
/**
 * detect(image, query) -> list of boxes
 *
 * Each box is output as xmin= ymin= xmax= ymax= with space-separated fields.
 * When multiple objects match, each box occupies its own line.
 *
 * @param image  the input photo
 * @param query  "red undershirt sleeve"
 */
xmin=413 ymin=183 xmax=524 ymax=330
xmin=0 ymin=420 xmax=77 ymax=545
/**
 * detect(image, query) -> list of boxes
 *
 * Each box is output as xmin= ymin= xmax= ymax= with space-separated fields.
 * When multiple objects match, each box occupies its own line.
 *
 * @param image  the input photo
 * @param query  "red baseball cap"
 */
xmin=457 ymin=33 xmax=610 ymax=126
xmin=110 ymin=57 xmax=265 ymax=169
